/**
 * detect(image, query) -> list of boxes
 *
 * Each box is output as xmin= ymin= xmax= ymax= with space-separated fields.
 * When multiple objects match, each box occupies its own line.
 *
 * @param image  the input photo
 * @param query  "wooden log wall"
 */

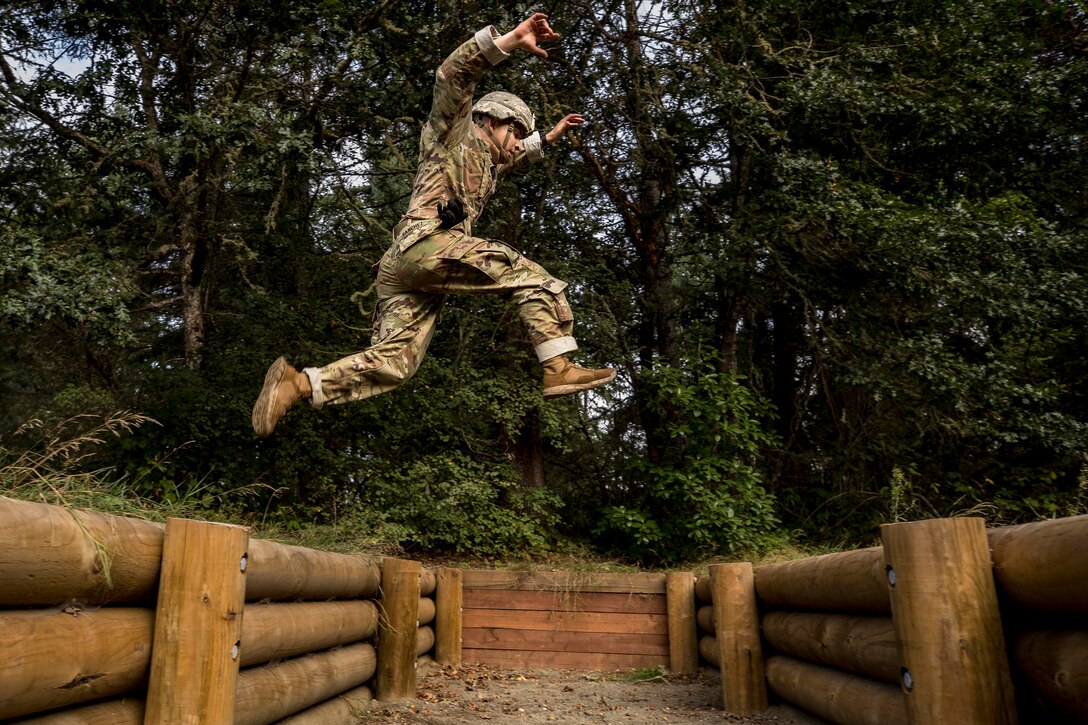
xmin=698 ymin=514 xmax=1088 ymax=725
xmin=0 ymin=497 xmax=423 ymax=723
xmin=458 ymin=570 xmax=675 ymax=671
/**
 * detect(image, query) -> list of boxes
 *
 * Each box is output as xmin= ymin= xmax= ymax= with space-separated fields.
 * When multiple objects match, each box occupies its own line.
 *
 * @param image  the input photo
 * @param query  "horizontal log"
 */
xmin=694 ymin=575 xmax=711 ymax=603
xmin=755 ymin=547 xmax=890 ymax=613
xmin=0 ymin=498 xmax=382 ymax=606
xmin=417 ymin=625 xmax=435 ymax=657
xmin=246 ymin=539 xmax=380 ymax=601
xmin=0 ymin=497 xmax=163 ymax=606
xmin=0 ymin=608 xmax=153 ymax=720
xmin=13 ymin=697 xmax=144 ymax=724
xmin=241 ymin=601 xmax=379 ymax=667
xmin=418 ymin=596 xmax=436 ymax=626
xmin=463 ymin=608 xmax=667 ymax=635
xmin=699 ymin=634 xmax=719 ymax=667
xmin=697 ymin=604 xmax=714 ymax=634
xmin=1013 ymin=629 xmax=1088 ymax=720
xmin=762 ymin=611 xmax=899 ymax=684
xmin=234 ymin=642 xmax=377 ymax=725
xmin=766 ymin=656 xmax=908 ymax=725
xmin=463 ymin=588 xmax=666 ymax=614
xmin=275 ymin=685 xmax=373 ymax=725
xmin=463 ymin=627 xmax=669 ymax=656
xmin=463 ymin=648 xmax=668 ymax=671
xmin=420 ymin=567 xmax=436 ymax=596
xmin=988 ymin=515 xmax=1088 ymax=615
xmin=463 ymin=569 xmax=666 ymax=594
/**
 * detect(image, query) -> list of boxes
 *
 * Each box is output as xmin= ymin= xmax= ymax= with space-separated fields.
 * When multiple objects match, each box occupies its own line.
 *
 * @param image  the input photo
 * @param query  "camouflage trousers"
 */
xmin=303 ymin=232 xmax=578 ymax=408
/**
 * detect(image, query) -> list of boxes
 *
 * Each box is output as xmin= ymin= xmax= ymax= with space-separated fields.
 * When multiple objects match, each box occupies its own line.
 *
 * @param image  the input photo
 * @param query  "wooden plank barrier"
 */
xmin=460 ymin=569 xmax=670 ymax=671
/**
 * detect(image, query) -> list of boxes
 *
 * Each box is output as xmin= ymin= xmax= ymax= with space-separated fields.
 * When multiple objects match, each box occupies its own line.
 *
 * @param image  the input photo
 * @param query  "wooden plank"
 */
xmin=463 ymin=608 xmax=667 ymax=635
xmin=462 ymin=569 xmax=666 ymax=594
xmin=145 ymin=518 xmax=248 ymax=724
xmin=463 ymin=588 xmax=666 ymax=614
xmin=463 ymin=627 xmax=668 ymax=656
xmin=464 ymin=648 xmax=668 ymax=671
xmin=435 ymin=568 xmax=463 ymax=666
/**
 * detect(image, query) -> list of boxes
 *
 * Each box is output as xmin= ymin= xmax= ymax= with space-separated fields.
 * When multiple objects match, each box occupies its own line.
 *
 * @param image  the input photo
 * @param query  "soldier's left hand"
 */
xmin=546 ymin=113 xmax=585 ymax=145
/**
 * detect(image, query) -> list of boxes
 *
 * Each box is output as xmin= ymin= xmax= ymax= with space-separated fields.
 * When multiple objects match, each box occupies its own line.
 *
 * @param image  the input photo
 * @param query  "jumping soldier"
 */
xmin=253 ymin=13 xmax=614 ymax=437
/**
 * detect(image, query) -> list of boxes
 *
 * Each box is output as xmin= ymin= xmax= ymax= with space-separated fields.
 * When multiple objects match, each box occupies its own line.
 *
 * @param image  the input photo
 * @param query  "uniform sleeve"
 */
xmin=429 ymin=26 xmax=510 ymax=149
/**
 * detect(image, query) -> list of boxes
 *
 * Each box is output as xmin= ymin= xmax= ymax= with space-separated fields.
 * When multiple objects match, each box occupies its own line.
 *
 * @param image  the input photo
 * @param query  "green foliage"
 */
xmin=358 ymin=452 xmax=562 ymax=557
xmin=2 ymin=0 xmax=1086 ymax=558
xmin=597 ymin=352 xmax=782 ymax=564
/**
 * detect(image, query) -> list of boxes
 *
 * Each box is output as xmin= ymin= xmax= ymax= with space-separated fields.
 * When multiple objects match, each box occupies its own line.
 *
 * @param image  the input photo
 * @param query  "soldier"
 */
xmin=253 ymin=13 xmax=614 ymax=437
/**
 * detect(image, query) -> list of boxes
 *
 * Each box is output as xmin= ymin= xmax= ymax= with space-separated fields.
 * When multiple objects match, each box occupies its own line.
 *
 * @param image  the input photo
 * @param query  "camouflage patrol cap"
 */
xmin=472 ymin=91 xmax=536 ymax=135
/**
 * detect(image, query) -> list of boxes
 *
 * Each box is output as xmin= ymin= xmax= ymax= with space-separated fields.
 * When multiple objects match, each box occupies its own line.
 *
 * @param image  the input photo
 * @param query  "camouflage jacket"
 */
xmin=391 ymin=26 xmax=545 ymax=254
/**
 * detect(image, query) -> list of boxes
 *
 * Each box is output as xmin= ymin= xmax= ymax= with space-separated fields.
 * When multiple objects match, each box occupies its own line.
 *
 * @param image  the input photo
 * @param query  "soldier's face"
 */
xmin=490 ymin=120 xmax=523 ymax=155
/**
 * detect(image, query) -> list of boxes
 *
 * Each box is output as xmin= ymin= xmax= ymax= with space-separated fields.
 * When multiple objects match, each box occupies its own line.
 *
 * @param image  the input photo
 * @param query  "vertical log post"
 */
xmin=376 ymin=557 xmax=421 ymax=702
xmin=435 ymin=567 xmax=463 ymax=666
xmin=144 ymin=519 xmax=249 ymax=724
xmin=710 ymin=563 xmax=767 ymax=715
xmin=666 ymin=571 xmax=699 ymax=675
xmin=882 ymin=517 xmax=1018 ymax=725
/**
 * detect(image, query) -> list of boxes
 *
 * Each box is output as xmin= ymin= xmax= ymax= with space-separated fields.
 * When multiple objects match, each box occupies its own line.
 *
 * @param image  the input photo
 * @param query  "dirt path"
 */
xmin=362 ymin=663 xmax=824 ymax=724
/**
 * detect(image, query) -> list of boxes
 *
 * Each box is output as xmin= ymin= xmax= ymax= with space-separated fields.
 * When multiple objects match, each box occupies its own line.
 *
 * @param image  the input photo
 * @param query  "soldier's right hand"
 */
xmin=438 ymin=198 xmax=468 ymax=229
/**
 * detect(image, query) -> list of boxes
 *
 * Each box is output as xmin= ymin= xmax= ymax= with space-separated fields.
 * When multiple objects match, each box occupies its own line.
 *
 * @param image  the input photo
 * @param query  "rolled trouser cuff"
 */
xmin=535 ymin=336 xmax=578 ymax=363
xmin=303 ymin=367 xmax=325 ymax=409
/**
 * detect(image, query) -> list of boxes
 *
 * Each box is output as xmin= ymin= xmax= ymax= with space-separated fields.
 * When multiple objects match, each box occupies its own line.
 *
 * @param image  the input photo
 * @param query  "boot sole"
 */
xmin=543 ymin=369 xmax=617 ymax=399
xmin=252 ymin=357 xmax=290 ymax=437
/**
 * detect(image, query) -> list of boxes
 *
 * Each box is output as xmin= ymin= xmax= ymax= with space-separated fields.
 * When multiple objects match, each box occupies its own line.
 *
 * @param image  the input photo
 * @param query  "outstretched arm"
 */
xmin=545 ymin=113 xmax=585 ymax=145
xmin=495 ymin=13 xmax=560 ymax=57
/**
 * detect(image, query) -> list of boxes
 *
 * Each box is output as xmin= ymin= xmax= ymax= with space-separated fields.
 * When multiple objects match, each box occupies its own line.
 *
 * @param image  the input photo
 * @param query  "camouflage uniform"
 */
xmin=303 ymin=26 xmax=577 ymax=408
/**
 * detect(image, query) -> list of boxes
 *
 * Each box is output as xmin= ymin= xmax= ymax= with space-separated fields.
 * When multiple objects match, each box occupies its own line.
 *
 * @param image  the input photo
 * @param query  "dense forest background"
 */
xmin=2 ymin=0 xmax=1085 ymax=563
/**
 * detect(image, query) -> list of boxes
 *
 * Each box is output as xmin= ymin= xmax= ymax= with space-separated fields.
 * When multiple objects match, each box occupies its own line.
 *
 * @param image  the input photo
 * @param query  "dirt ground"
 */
xmin=362 ymin=662 xmax=826 ymax=724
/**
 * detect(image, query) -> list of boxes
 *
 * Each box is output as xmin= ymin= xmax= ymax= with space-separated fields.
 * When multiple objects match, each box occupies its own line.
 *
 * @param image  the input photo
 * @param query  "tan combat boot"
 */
xmin=542 ymin=355 xmax=616 ymax=399
xmin=252 ymin=357 xmax=313 ymax=437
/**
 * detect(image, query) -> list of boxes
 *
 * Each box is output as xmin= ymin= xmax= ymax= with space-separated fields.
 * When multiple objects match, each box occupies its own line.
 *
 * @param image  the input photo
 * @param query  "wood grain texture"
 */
xmin=375 ymin=557 xmax=421 ymax=702
xmin=882 ymin=517 xmax=1018 ymax=725
xmin=462 ymin=569 xmax=666 ymax=594
xmin=710 ymin=563 xmax=767 ymax=715
xmin=666 ymin=572 xmax=698 ymax=675
xmin=766 ymin=656 xmax=908 ymax=725
xmin=761 ymin=611 xmax=898 ymax=684
xmin=463 ymin=648 xmax=669 ymax=670
xmin=463 ymin=608 xmax=667 ymax=634
xmin=988 ymin=514 xmax=1088 ymax=615
xmin=145 ymin=518 xmax=248 ymax=725
xmin=464 ymin=588 xmax=666 ymax=614
xmin=435 ymin=568 xmax=463 ymax=666
xmin=0 ymin=608 xmax=152 ymax=720
xmin=240 ymin=600 xmax=378 ymax=667
xmin=754 ymin=547 xmax=890 ymax=613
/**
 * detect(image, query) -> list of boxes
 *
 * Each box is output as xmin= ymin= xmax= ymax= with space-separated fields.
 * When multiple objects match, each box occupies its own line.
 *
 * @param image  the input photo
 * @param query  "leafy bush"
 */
xmin=598 ymin=354 xmax=782 ymax=564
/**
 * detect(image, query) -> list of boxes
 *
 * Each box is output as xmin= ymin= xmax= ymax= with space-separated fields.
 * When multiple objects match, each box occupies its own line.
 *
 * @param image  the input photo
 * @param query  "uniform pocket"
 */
xmin=542 ymin=278 xmax=574 ymax=322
